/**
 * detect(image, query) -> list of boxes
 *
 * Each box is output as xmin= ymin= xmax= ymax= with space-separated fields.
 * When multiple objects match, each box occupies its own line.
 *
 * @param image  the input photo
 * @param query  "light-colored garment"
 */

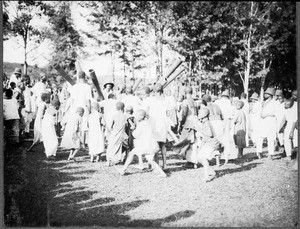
xmin=70 ymin=82 xmax=92 ymax=131
xmin=31 ymin=81 xmax=46 ymax=104
xmin=121 ymin=94 xmax=142 ymax=115
xmin=3 ymin=98 xmax=20 ymax=120
xmin=106 ymin=112 xmax=128 ymax=163
xmin=33 ymin=101 xmax=46 ymax=143
xmin=283 ymin=105 xmax=298 ymax=156
xmin=143 ymin=95 xmax=169 ymax=143
xmin=88 ymin=111 xmax=105 ymax=155
xmin=60 ymin=113 xmax=82 ymax=149
xmin=99 ymin=98 xmax=118 ymax=137
xmin=165 ymin=95 xmax=178 ymax=127
xmin=132 ymin=119 xmax=160 ymax=155
xmin=249 ymin=101 xmax=262 ymax=145
xmin=41 ymin=107 xmax=58 ymax=157
xmin=232 ymin=109 xmax=246 ymax=148
xmin=275 ymin=101 xmax=285 ymax=146
xmin=256 ymin=99 xmax=277 ymax=155
xmin=215 ymin=97 xmax=233 ymax=120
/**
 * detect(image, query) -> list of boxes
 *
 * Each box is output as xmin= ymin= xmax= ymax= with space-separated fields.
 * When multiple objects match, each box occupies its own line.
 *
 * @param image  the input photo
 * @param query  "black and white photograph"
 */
xmin=2 ymin=1 xmax=299 ymax=227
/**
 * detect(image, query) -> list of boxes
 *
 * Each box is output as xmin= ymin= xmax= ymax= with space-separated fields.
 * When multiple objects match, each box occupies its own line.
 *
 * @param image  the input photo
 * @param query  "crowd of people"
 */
xmin=3 ymin=67 xmax=298 ymax=182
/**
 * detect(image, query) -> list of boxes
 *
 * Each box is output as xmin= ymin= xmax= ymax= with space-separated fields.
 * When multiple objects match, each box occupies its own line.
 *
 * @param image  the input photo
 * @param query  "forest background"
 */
xmin=2 ymin=1 xmax=296 ymax=97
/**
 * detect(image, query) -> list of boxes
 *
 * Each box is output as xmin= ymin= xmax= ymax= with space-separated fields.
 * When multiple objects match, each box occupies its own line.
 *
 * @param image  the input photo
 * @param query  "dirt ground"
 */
xmin=4 ymin=132 xmax=299 ymax=227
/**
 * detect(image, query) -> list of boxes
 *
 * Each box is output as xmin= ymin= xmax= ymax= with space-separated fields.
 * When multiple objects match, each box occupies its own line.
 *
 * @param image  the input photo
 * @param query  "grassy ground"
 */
xmin=4 ymin=132 xmax=298 ymax=227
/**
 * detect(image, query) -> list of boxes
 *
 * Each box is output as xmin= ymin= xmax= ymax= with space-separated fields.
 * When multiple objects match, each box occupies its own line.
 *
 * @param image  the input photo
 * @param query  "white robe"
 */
xmin=88 ymin=111 xmax=105 ymax=155
xmin=41 ymin=109 xmax=58 ymax=157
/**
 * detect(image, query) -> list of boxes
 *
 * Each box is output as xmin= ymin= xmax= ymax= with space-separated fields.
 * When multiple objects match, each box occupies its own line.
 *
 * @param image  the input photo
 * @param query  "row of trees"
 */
xmin=3 ymin=1 xmax=296 ymax=96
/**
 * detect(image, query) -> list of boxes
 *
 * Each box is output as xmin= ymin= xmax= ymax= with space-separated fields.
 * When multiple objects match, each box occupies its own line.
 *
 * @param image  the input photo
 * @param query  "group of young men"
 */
xmin=3 ymin=67 xmax=298 ymax=175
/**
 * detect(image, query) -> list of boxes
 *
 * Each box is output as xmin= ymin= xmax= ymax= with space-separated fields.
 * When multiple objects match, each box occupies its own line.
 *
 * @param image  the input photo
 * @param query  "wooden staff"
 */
xmin=132 ymin=78 xmax=143 ymax=93
xmin=89 ymin=69 xmax=104 ymax=101
xmin=156 ymin=59 xmax=183 ymax=85
xmin=163 ymin=67 xmax=186 ymax=89
xmin=52 ymin=63 xmax=75 ymax=86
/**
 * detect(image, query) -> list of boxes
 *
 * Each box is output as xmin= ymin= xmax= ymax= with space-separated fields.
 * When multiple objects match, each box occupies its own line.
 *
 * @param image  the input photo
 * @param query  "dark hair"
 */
xmin=41 ymin=93 xmax=50 ymax=102
xmin=5 ymin=88 xmax=13 ymax=98
xmin=10 ymin=82 xmax=16 ymax=88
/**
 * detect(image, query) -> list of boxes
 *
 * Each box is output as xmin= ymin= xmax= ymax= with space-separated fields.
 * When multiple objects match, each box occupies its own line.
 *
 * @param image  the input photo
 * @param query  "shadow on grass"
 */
xmin=50 ymin=193 xmax=195 ymax=227
xmin=215 ymin=162 xmax=262 ymax=178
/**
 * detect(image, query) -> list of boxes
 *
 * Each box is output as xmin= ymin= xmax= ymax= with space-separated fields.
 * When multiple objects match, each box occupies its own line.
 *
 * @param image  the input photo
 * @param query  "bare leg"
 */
xmin=137 ymin=154 xmax=144 ymax=169
xmin=147 ymin=159 xmax=167 ymax=178
xmin=198 ymin=156 xmax=215 ymax=182
xmin=119 ymin=150 xmax=136 ymax=175
xmin=215 ymin=155 xmax=220 ymax=167
xmin=70 ymin=148 xmax=80 ymax=160
xmin=159 ymin=142 xmax=167 ymax=170
xmin=68 ymin=149 xmax=74 ymax=160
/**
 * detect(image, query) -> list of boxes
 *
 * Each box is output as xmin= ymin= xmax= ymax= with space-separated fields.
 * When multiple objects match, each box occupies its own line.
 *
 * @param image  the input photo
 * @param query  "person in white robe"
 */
xmin=256 ymin=87 xmax=277 ymax=159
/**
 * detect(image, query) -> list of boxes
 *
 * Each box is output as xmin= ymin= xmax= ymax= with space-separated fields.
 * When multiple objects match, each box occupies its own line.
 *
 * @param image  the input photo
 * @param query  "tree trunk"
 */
xmin=111 ymin=52 xmax=115 ymax=83
xmin=243 ymin=1 xmax=254 ymax=99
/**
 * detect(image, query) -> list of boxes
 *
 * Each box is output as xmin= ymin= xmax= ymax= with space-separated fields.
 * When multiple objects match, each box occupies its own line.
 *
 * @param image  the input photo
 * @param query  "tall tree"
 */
xmin=3 ymin=0 xmax=50 ymax=74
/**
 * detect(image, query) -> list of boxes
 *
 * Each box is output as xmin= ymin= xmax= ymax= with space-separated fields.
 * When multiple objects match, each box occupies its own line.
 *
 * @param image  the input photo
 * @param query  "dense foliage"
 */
xmin=3 ymin=1 xmax=296 ymax=95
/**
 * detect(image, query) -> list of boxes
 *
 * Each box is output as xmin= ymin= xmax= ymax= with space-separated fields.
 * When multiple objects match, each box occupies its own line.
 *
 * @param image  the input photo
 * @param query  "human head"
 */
xmin=78 ymin=71 xmax=86 ymax=80
xmin=139 ymin=86 xmax=150 ymax=99
xmin=51 ymin=98 xmax=60 ymax=110
xmin=4 ymin=88 xmax=13 ymax=99
xmin=76 ymin=107 xmax=85 ymax=117
xmin=284 ymin=98 xmax=294 ymax=109
xmin=153 ymin=83 xmax=163 ymax=94
xmin=135 ymin=109 xmax=146 ymax=122
xmin=198 ymin=107 xmax=210 ymax=122
xmin=125 ymin=86 xmax=133 ymax=95
xmin=41 ymin=93 xmax=51 ymax=103
xmin=250 ymin=92 xmax=259 ymax=102
xmin=125 ymin=105 xmax=133 ymax=115
xmin=202 ymin=94 xmax=212 ymax=103
xmin=184 ymin=86 xmax=193 ymax=95
xmin=240 ymin=92 xmax=247 ymax=100
xmin=264 ymin=87 xmax=275 ymax=99
xmin=13 ymin=67 xmax=22 ymax=77
xmin=116 ymin=101 xmax=125 ymax=111
xmin=91 ymin=101 xmax=100 ymax=112
xmin=221 ymin=90 xmax=230 ymax=98
xmin=235 ymin=100 xmax=244 ymax=110
xmin=10 ymin=82 xmax=16 ymax=89
xmin=108 ymin=93 xmax=116 ymax=100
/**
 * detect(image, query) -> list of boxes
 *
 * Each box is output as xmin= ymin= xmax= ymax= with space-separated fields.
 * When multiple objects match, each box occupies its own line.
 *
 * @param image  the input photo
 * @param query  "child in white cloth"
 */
xmin=60 ymin=107 xmax=84 ymax=160
xmin=119 ymin=109 xmax=167 ymax=178
xmin=88 ymin=102 xmax=105 ymax=162
xmin=42 ymin=99 xmax=60 ymax=159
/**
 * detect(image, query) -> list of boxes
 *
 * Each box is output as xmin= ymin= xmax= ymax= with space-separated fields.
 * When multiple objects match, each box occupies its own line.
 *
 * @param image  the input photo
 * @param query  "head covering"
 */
xmin=78 ymin=71 xmax=86 ymax=79
xmin=198 ymin=107 xmax=210 ymax=119
xmin=103 ymin=79 xmax=114 ymax=89
xmin=221 ymin=90 xmax=229 ymax=97
xmin=153 ymin=83 xmax=163 ymax=93
xmin=13 ymin=67 xmax=22 ymax=75
xmin=202 ymin=94 xmax=212 ymax=103
xmin=275 ymin=89 xmax=283 ymax=96
xmin=264 ymin=87 xmax=275 ymax=96
xmin=250 ymin=92 xmax=259 ymax=101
